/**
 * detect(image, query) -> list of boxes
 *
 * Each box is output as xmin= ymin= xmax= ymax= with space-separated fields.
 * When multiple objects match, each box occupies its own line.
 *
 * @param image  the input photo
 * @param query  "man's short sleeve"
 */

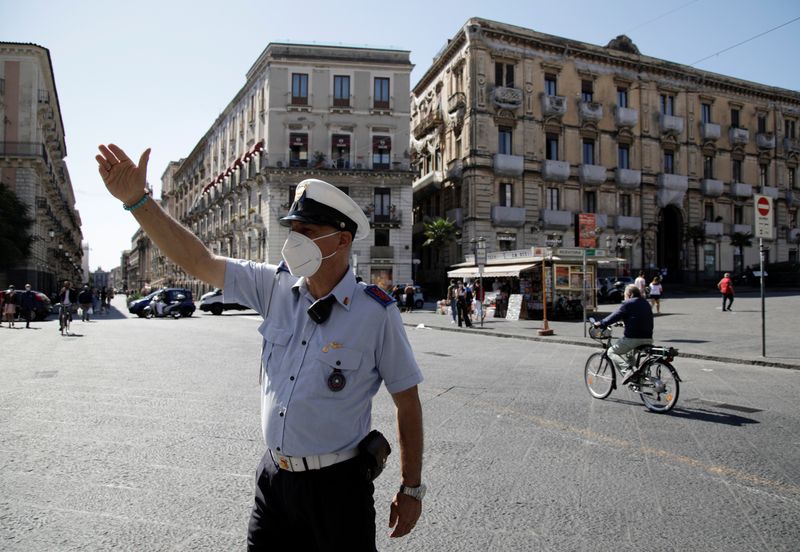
xmin=223 ymin=259 xmax=278 ymax=317
xmin=377 ymin=305 xmax=423 ymax=394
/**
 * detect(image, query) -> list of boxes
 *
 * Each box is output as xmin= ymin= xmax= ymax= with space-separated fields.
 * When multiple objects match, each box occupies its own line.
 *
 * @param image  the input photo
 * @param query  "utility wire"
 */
xmin=623 ymin=0 xmax=702 ymax=35
xmin=690 ymin=14 xmax=800 ymax=66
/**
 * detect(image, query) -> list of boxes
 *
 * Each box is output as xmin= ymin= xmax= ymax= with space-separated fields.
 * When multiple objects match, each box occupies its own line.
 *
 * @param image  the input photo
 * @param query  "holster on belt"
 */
xmin=358 ymin=430 xmax=391 ymax=482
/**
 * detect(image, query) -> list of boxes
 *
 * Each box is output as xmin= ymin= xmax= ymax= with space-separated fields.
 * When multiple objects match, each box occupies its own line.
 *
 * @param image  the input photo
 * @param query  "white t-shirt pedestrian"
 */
xmin=634 ymin=275 xmax=647 ymax=296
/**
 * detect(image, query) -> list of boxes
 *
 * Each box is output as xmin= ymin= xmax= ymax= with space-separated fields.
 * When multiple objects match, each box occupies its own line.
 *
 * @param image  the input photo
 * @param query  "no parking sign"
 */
xmin=754 ymin=194 xmax=774 ymax=239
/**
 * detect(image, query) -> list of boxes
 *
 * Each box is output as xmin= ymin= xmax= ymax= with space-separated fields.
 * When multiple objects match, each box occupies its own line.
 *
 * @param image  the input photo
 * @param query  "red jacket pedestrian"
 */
xmin=717 ymin=273 xmax=734 ymax=312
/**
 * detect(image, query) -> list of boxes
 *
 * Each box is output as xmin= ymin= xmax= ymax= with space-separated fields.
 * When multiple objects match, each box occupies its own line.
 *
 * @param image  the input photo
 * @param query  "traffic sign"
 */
xmin=753 ymin=194 xmax=774 ymax=239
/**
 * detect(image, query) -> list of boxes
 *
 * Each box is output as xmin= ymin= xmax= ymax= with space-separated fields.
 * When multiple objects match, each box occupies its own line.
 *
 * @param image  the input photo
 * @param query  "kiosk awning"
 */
xmin=447 ymin=263 xmax=538 ymax=279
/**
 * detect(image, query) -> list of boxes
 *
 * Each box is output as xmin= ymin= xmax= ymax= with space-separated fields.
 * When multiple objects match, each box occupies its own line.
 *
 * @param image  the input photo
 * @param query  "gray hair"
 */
xmin=625 ymin=284 xmax=641 ymax=298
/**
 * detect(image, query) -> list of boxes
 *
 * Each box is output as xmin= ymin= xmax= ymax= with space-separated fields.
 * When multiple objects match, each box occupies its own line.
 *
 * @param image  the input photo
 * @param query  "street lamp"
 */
xmin=411 ymin=258 xmax=421 ymax=283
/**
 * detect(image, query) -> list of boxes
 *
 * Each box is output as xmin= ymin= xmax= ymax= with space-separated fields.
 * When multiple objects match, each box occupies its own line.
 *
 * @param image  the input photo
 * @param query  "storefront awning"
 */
xmin=447 ymin=263 xmax=538 ymax=279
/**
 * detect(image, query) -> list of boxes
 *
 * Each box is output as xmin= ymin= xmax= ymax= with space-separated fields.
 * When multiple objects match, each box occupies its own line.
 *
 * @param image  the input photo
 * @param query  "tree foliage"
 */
xmin=422 ymin=217 xmax=458 ymax=249
xmin=0 ymin=183 xmax=34 ymax=266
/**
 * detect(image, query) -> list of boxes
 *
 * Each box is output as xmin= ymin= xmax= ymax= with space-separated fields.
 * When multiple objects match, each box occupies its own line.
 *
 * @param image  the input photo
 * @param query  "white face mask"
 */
xmin=281 ymin=230 xmax=340 ymax=277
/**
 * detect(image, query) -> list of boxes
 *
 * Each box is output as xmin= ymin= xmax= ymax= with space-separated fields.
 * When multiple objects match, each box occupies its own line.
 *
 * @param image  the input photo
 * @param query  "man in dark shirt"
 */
xmin=596 ymin=284 xmax=654 ymax=385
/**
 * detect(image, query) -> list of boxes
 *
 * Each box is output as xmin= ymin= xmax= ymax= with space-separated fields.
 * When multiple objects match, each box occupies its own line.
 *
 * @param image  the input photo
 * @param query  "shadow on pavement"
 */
xmin=666 ymin=407 xmax=759 ymax=427
xmin=662 ymin=339 xmax=709 ymax=344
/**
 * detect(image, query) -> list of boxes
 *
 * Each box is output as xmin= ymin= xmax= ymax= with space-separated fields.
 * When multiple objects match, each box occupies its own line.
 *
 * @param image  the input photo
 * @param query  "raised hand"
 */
xmin=95 ymin=144 xmax=150 ymax=206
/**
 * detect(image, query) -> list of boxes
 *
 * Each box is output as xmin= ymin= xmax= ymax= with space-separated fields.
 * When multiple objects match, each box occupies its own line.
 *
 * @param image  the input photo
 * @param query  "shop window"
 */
xmin=291 ymin=73 xmax=308 ymax=105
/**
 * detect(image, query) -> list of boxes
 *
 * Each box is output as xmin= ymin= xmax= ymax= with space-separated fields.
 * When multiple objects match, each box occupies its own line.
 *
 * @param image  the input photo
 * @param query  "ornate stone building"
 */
xmin=0 ymin=42 xmax=84 ymax=291
xmin=158 ymin=43 xmax=414 ymax=297
xmin=411 ymin=18 xmax=800 ymax=289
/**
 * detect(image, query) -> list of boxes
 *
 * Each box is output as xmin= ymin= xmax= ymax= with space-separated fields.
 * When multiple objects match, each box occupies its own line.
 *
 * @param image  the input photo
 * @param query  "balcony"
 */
xmin=701 ymin=122 xmax=721 ymax=140
xmin=729 ymin=128 xmax=750 ymax=145
xmin=445 ymin=207 xmax=463 ymax=227
xmin=492 ymin=87 xmax=523 ymax=110
xmin=447 ymin=92 xmax=466 ymax=113
xmin=656 ymin=173 xmax=688 ymax=208
xmin=412 ymin=108 xmax=444 ymax=139
xmin=756 ymin=132 xmax=776 ymax=149
xmin=370 ymin=246 xmax=395 ymax=260
xmin=541 ymin=209 xmax=572 ymax=230
xmin=730 ymin=182 xmax=753 ymax=198
xmin=784 ymin=138 xmax=800 ymax=153
xmin=701 ymin=179 xmax=724 ymax=197
xmin=493 ymin=153 xmax=524 ymax=177
xmin=446 ymin=159 xmax=463 ymax=180
xmin=412 ymin=170 xmax=444 ymax=194
xmin=615 ymin=216 xmax=642 ymax=232
xmin=704 ymin=221 xmax=724 ymax=237
xmin=542 ymin=159 xmax=570 ymax=182
xmin=660 ymin=114 xmax=685 ymax=136
xmin=761 ymin=186 xmax=779 ymax=199
xmin=541 ymin=94 xmax=567 ymax=117
xmin=789 ymin=228 xmax=800 ymax=243
xmin=491 ymin=205 xmax=526 ymax=227
xmin=579 ymin=164 xmax=606 ymax=186
xmin=733 ymin=224 xmax=752 ymax=235
xmin=579 ymin=101 xmax=603 ymax=122
xmin=615 ymin=168 xmax=641 ymax=190
xmin=614 ymin=106 xmax=638 ymax=127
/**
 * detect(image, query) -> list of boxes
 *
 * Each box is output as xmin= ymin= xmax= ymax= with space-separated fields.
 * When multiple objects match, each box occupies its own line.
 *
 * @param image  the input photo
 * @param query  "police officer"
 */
xmin=96 ymin=144 xmax=425 ymax=551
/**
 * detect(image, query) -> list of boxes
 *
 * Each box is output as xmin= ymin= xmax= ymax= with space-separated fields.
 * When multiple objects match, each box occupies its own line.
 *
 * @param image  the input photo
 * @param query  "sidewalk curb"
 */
xmin=404 ymin=322 xmax=800 ymax=371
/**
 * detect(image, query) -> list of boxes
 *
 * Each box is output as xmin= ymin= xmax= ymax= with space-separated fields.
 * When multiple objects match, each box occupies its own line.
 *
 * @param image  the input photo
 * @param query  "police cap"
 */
xmin=279 ymin=179 xmax=370 ymax=241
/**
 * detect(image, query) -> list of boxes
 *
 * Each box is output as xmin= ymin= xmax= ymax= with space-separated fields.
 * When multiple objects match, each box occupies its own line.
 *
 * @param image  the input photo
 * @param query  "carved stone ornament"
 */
xmin=492 ymin=86 xmax=523 ymax=109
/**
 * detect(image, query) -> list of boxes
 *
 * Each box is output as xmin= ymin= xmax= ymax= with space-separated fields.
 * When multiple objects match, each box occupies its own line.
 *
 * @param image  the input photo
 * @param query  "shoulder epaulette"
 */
xmin=276 ymin=261 xmax=290 ymax=273
xmin=364 ymin=284 xmax=395 ymax=307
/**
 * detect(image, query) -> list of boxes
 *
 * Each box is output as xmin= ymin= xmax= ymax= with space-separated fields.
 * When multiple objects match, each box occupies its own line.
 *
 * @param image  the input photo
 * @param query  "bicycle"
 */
xmin=584 ymin=317 xmax=681 ymax=413
xmin=56 ymin=303 xmax=72 ymax=336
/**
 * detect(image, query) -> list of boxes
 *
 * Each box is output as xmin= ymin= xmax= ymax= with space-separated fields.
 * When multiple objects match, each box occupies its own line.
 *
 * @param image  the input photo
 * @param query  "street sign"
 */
xmin=555 ymin=247 xmax=584 ymax=257
xmin=754 ymin=194 xmax=774 ymax=239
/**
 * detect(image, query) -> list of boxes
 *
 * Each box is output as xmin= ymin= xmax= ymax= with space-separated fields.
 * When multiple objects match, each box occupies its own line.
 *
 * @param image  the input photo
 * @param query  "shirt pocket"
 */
xmin=313 ymin=347 xmax=364 ymax=399
xmin=260 ymin=321 xmax=293 ymax=375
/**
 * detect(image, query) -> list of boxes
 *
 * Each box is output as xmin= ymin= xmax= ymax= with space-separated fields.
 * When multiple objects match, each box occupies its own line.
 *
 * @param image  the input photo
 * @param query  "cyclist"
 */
xmin=594 ymin=284 xmax=653 ymax=385
xmin=56 ymin=280 xmax=78 ymax=333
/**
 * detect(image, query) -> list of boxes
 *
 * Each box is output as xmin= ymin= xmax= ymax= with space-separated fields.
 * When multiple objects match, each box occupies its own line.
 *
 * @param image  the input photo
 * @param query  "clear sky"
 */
xmin=2 ymin=0 xmax=798 ymax=271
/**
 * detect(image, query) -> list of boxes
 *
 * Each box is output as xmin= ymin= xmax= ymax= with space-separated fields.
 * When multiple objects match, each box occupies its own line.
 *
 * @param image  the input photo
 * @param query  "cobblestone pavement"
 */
xmin=1 ymin=294 xmax=798 ymax=550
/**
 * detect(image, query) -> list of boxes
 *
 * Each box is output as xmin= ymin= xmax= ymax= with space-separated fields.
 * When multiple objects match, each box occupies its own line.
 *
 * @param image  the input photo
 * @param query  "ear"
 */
xmin=338 ymin=231 xmax=353 ymax=250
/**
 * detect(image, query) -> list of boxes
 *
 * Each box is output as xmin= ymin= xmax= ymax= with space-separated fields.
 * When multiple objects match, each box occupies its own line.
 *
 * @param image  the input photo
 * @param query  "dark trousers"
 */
xmin=722 ymin=293 xmax=734 ymax=311
xmin=22 ymin=308 xmax=32 ymax=327
xmin=457 ymin=300 xmax=471 ymax=327
xmin=247 ymin=452 xmax=376 ymax=551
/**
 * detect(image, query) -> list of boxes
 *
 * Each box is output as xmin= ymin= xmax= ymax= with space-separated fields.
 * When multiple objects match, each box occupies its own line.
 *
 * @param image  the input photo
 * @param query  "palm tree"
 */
xmin=422 ymin=217 xmax=458 ymax=264
xmin=685 ymin=225 xmax=705 ymax=284
xmin=729 ymin=232 xmax=753 ymax=275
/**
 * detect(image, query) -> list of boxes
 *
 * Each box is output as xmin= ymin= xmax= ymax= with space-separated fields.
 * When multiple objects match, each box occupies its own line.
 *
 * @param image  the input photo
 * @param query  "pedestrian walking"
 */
xmin=78 ymin=284 xmax=93 ymax=321
xmin=456 ymin=282 xmax=472 ymax=327
xmin=2 ymin=285 xmax=16 ymax=328
xmin=446 ymin=279 xmax=458 ymax=325
xmin=100 ymin=287 xmax=108 ymax=314
xmin=404 ymin=283 xmax=415 ymax=313
xmin=19 ymin=284 xmax=36 ymax=328
xmin=649 ymin=275 xmax=663 ymax=314
xmin=717 ymin=272 xmax=735 ymax=311
xmin=96 ymin=144 xmax=424 ymax=550
xmin=391 ymin=284 xmax=403 ymax=309
xmin=634 ymin=271 xmax=647 ymax=297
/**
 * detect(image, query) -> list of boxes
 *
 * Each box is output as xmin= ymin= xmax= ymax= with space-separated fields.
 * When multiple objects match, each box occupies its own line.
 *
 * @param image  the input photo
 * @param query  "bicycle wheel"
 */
xmin=584 ymin=352 xmax=615 ymax=399
xmin=638 ymin=360 xmax=680 ymax=413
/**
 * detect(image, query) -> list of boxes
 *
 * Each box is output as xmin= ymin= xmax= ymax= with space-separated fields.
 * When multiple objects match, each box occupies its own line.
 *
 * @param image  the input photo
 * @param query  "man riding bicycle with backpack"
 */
xmin=594 ymin=284 xmax=653 ymax=385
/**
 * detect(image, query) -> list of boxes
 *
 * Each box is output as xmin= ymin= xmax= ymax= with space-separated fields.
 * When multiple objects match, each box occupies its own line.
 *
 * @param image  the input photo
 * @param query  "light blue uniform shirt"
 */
xmin=224 ymin=259 xmax=423 ymax=457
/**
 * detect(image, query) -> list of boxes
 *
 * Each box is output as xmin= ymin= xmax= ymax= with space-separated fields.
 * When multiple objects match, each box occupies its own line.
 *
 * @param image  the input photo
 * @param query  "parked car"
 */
xmin=395 ymin=284 xmax=425 ymax=309
xmin=199 ymin=288 xmax=249 ymax=315
xmin=734 ymin=262 xmax=799 ymax=287
xmin=1 ymin=288 xmax=52 ymax=321
xmin=128 ymin=288 xmax=195 ymax=318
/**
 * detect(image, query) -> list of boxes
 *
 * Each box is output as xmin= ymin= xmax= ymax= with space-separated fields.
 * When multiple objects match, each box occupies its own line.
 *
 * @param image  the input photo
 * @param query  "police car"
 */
xmin=199 ymin=288 xmax=249 ymax=315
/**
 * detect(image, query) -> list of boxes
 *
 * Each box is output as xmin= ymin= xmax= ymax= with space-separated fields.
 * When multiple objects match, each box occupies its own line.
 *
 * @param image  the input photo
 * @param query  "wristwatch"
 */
xmin=399 ymin=483 xmax=427 ymax=501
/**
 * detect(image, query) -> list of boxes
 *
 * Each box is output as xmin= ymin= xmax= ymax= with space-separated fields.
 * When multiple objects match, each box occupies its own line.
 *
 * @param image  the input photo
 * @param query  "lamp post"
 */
xmin=411 ymin=258 xmax=421 ymax=284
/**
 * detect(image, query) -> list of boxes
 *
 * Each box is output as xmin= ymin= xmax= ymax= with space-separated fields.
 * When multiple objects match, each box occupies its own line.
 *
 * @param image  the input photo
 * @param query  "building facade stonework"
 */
xmin=411 ymin=19 xmax=800 ymax=288
xmin=0 ymin=42 xmax=84 ymax=291
xmin=156 ymin=43 xmax=414 ymax=297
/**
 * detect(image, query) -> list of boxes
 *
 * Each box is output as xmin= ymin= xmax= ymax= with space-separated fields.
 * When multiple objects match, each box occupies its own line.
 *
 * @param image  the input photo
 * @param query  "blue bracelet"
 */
xmin=123 ymin=193 xmax=149 ymax=212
